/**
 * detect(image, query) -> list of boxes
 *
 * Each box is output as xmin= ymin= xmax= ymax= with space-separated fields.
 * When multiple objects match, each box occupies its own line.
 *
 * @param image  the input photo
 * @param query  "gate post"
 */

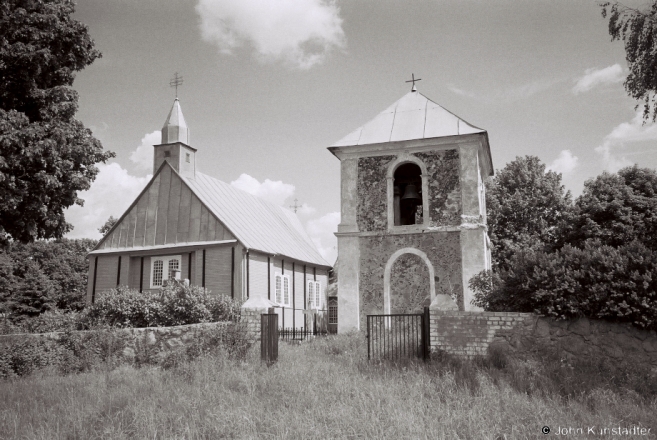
xmin=422 ymin=306 xmax=431 ymax=361
xmin=261 ymin=313 xmax=279 ymax=365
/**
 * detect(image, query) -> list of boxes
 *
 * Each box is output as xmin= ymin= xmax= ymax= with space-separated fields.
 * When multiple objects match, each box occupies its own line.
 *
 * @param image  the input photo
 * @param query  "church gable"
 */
xmin=97 ymin=164 xmax=235 ymax=250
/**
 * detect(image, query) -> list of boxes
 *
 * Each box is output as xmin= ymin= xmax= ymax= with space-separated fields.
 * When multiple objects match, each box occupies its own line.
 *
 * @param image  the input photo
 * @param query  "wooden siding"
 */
xmin=204 ymin=247 xmax=232 ymax=296
xmin=86 ymin=257 xmax=96 ymax=304
xmin=248 ymin=252 xmax=269 ymax=302
xmin=118 ymin=256 xmax=131 ymax=287
xmin=94 ymin=255 xmax=120 ymax=294
xmin=315 ymin=268 xmax=329 ymax=309
xmin=129 ymin=257 xmax=141 ymax=290
xmin=98 ymin=165 xmax=235 ymax=250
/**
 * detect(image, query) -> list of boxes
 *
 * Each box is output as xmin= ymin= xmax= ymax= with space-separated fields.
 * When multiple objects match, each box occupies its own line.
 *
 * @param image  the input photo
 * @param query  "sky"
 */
xmin=65 ymin=0 xmax=657 ymax=264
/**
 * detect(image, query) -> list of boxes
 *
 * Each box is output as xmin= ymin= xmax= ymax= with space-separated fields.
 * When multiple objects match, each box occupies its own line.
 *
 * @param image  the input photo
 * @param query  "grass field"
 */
xmin=0 ymin=333 xmax=655 ymax=439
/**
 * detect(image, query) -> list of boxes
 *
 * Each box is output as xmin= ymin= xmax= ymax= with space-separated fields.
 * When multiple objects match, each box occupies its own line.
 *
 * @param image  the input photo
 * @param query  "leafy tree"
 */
xmin=485 ymin=156 xmax=572 ymax=271
xmin=601 ymin=1 xmax=657 ymax=121
xmin=0 ymin=0 xmax=114 ymax=245
xmin=569 ymin=165 xmax=657 ymax=250
xmin=471 ymin=165 xmax=657 ymax=331
xmin=98 ymin=216 xmax=118 ymax=235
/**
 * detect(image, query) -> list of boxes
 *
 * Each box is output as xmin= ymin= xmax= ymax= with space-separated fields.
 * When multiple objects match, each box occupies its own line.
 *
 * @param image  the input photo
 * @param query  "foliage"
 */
xmin=485 ymin=156 xmax=572 ymax=271
xmin=0 ymin=0 xmax=114 ymax=244
xmin=474 ymin=164 xmax=657 ymax=332
xmin=471 ymin=239 xmax=657 ymax=330
xmin=601 ymin=1 xmax=657 ymax=121
xmin=567 ymin=165 xmax=657 ymax=250
xmin=83 ymin=283 xmax=242 ymax=328
xmin=98 ymin=216 xmax=118 ymax=235
xmin=0 ymin=329 xmax=125 ymax=378
xmin=0 ymin=238 xmax=95 ymax=319
xmin=16 ymin=309 xmax=81 ymax=334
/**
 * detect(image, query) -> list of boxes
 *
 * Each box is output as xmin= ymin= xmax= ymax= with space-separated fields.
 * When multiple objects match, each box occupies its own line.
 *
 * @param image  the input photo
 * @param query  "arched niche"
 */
xmin=383 ymin=247 xmax=436 ymax=314
xmin=386 ymin=155 xmax=429 ymax=229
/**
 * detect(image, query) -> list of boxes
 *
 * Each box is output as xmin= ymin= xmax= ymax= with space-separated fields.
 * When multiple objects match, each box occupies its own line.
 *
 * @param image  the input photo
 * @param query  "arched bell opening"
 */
xmin=393 ymin=163 xmax=423 ymax=226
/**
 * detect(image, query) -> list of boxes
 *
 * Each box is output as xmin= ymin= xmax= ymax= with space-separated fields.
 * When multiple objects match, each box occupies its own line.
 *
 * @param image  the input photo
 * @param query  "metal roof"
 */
xmin=332 ymin=90 xmax=485 ymax=147
xmin=161 ymin=98 xmax=190 ymax=145
xmin=182 ymin=171 xmax=331 ymax=267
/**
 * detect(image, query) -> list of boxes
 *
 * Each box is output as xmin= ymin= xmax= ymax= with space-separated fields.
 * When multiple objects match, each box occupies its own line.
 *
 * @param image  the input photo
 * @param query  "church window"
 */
xmin=275 ymin=273 xmax=291 ymax=306
xmin=307 ymin=280 xmax=321 ymax=309
xmin=393 ymin=163 xmax=423 ymax=226
xmin=164 ymin=150 xmax=171 ymax=158
xmin=150 ymin=255 xmax=181 ymax=288
xmin=328 ymin=298 xmax=338 ymax=324
xmin=185 ymin=153 xmax=190 ymax=163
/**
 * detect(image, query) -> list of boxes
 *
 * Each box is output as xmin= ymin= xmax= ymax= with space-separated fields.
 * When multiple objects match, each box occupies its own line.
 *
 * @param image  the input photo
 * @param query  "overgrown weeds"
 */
xmin=0 ymin=333 xmax=654 ymax=439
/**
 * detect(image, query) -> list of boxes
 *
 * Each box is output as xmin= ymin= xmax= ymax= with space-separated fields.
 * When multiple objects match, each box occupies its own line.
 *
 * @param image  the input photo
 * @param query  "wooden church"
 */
xmin=329 ymin=82 xmax=493 ymax=332
xmin=86 ymin=99 xmax=332 ymax=328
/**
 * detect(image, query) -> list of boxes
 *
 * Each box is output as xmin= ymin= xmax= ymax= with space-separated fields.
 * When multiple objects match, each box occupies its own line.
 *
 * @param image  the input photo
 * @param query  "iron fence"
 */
xmin=269 ymin=306 xmax=330 ymax=341
xmin=366 ymin=307 xmax=430 ymax=361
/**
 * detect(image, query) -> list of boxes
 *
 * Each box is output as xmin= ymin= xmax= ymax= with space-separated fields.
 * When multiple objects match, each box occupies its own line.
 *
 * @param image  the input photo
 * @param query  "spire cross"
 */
xmin=289 ymin=198 xmax=302 ymax=213
xmin=169 ymin=72 xmax=183 ymax=98
xmin=405 ymin=73 xmax=421 ymax=90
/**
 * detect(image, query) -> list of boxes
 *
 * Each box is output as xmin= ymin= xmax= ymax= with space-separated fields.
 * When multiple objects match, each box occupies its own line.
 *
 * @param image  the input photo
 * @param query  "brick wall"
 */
xmin=430 ymin=310 xmax=533 ymax=357
xmin=429 ymin=310 xmax=657 ymax=368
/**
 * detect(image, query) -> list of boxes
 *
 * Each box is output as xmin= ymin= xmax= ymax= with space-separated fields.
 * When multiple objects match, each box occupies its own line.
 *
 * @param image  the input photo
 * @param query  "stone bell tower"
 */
xmin=328 ymin=85 xmax=493 ymax=332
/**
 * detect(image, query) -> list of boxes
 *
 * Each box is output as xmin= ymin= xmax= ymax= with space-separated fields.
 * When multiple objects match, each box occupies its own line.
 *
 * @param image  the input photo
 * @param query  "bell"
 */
xmin=401 ymin=184 xmax=421 ymax=202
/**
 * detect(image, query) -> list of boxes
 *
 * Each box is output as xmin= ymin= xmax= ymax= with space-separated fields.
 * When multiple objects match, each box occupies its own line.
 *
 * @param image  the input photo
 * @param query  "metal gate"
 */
xmin=261 ymin=313 xmax=278 ymax=365
xmin=366 ymin=307 xmax=430 ymax=361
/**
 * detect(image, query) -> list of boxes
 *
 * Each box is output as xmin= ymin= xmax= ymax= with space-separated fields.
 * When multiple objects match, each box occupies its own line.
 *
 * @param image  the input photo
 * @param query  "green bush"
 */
xmin=471 ymin=239 xmax=657 ymax=331
xmin=83 ymin=283 xmax=243 ymax=329
xmin=0 ymin=330 xmax=127 ymax=379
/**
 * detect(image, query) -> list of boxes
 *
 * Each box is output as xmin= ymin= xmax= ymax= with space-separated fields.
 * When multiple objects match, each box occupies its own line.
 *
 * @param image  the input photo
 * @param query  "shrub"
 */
xmin=471 ymin=239 xmax=657 ymax=331
xmin=83 ymin=283 xmax=243 ymax=329
xmin=83 ymin=286 xmax=161 ymax=328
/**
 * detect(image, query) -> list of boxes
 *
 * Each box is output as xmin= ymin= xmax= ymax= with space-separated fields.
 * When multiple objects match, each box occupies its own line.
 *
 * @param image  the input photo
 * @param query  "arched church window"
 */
xmin=393 ymin=163 xmax=423 ymax=226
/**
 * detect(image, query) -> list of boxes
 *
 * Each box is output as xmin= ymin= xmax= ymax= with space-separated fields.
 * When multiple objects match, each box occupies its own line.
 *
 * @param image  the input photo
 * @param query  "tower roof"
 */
xmin=332 ymin=90 xmax=485 ymax=147
xmin=161 ymin=98 xmax=190 ymax=145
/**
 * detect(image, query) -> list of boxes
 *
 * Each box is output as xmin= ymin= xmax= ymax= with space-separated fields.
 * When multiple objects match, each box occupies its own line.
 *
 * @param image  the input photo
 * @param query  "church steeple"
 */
xmin=153 ymin=98 xmax=196 ymax=179
xmin=161 ymin=98 xmax=190 ymax=145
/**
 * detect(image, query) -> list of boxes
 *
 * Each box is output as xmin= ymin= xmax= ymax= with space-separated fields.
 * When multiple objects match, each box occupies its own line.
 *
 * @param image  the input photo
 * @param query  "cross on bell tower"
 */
xmin=405 ymin=73 xmax=422 ymax=92
xmin=170 ymin=72 xmax=183 ymax=98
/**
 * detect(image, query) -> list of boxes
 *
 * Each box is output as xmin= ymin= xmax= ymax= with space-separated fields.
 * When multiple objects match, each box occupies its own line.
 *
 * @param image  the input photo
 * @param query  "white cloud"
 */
xmin=130 ymin=130 xmax=161 ymax=171
xmin=297 ymin=203 xmax=317 ymax=216
xmin=595 ymin=111 xmax=657 ymax=171
xmin=572 ymin=64 xmax=624 ymax=94
xmin=230 ymin=173 xmax=295 ymax=205
xmin=448 ymin=84 xmax=476 ymax=98
xmin=306 ymin=211 xmax=339 ymax=264
xmin=65 ymin=163 xmax=152 ymax=239
xmin=196 ymin=0 xmax=346 ymax=69
xmin=546 ymin=150 xmax=579 ymax=175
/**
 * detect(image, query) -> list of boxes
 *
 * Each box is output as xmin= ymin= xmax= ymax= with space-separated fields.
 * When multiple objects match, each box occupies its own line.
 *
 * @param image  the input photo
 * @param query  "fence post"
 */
xmin=261 ymin=313 xmax=278 ymax=365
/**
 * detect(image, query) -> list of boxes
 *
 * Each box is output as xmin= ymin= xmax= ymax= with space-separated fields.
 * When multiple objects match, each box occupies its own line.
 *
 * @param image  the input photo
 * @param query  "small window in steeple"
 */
xmin=186 ymin=153 xmax=190 ymax=163
xmin=164 ymin=150 xmax=171 ymax=158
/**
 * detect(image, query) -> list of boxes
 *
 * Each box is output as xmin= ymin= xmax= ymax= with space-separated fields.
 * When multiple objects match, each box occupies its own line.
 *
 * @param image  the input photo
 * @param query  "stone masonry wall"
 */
xmin=359 ymin=232 xmax=462 ymax=328
xmin=0 ymin=321 xmax=234 ymax=363
xmin=430 ymin=311 xmax=657 ymax=368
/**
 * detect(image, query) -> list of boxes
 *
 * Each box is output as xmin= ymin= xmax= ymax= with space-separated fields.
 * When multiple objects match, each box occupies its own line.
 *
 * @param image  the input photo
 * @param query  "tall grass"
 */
xmin=0 ymin=333 xmax=655 ymax=439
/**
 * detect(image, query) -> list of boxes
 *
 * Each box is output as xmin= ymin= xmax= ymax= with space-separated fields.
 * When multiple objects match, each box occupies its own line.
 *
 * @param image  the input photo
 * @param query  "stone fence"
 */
xmin=0 ymin=321 xmax=235 ymax=363
xmin=430 ymin=310 xmax=657 ymax=368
